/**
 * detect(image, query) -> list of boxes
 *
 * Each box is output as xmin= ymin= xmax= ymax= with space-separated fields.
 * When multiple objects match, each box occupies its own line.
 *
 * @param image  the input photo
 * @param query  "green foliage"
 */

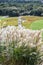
xmin=0 ymin=39 xmax=43 ymax=65
xmin=13 ymin=44 xmax=40 ymax=65
xmin=0 ymin=2 xmax=43 ymax=16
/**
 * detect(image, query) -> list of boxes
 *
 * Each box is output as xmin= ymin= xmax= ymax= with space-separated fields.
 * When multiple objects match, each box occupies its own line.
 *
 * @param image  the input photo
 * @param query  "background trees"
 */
xmin=0 ymin=2 xmax=43 ymax=16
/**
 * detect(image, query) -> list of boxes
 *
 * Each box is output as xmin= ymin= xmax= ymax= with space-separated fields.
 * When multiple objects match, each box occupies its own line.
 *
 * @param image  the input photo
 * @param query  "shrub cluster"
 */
xmin=0 ymin=26 xmax=43 ymax=65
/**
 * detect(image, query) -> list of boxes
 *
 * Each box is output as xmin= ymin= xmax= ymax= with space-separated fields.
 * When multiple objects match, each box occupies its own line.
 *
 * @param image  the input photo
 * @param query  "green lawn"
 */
xmin=30 ymin=20 xmax=43 ymax=30
xmin=30 ymin=20 xmax=43 ymax=39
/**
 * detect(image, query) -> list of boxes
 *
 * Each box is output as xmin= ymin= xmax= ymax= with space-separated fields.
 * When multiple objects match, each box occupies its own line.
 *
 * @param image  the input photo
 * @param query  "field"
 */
xmin=0 ymin=16 xmax=43 ymax=29
xmin=0 ymin=16 xmax=43 ymax=40
xmin=30 ymin=20 xmax=43 ymax=30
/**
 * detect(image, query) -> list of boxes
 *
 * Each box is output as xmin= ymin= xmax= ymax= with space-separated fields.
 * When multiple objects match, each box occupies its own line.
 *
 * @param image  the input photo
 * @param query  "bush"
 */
xmin=0 ymin=41 xmax=42 ymax=65
xmin=0 ymin=26 xmax=43 ymax=65
xmin=13 ymin=43 xmax=41 ymax=65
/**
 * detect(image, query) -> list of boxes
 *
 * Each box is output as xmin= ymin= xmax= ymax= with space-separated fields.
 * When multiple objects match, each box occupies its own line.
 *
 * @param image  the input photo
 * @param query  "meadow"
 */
xmin=0 ymin=16 xmax=43 ymax=29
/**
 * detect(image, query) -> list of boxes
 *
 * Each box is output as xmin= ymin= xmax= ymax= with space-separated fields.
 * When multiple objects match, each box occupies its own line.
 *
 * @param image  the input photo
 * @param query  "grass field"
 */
xmin=30 ymin=20 xmax=43 ymax=30
xmin=0 ymin=16 xmax=43 ymax=29
xmin=22 ymin=16 xmax=43 ymax=29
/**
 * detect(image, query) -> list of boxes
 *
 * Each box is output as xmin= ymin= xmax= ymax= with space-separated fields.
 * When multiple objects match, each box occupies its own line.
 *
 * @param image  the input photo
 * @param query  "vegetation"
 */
xmin=0 ymin=2 xmax=43 ymax=16
xmin=0 ymin=41 xmax=42 ymax=65
xmin=0 ymin=1 xmax=43 ymax=65
xmin=30 ymin=20 xmax=43 ymax=30
xmin=0 ymin=16 xmax=43 ymax=29
xmin=0 ymin=26 xmax=43 ymax=65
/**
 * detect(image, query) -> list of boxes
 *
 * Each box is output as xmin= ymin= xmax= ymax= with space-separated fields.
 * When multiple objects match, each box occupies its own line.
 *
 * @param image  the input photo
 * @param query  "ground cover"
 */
xmin=30 ymin=20 xmax=43 ymax=30
xmin=0 ymin=16 xmax=43 ymax=28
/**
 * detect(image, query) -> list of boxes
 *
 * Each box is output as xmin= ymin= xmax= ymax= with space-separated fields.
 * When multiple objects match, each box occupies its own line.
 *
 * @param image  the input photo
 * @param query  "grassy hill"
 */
xmin=0 ymin=16 xmax=43 ymax=29
xmin=30 ymin=20 xmax=43 ymax=30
